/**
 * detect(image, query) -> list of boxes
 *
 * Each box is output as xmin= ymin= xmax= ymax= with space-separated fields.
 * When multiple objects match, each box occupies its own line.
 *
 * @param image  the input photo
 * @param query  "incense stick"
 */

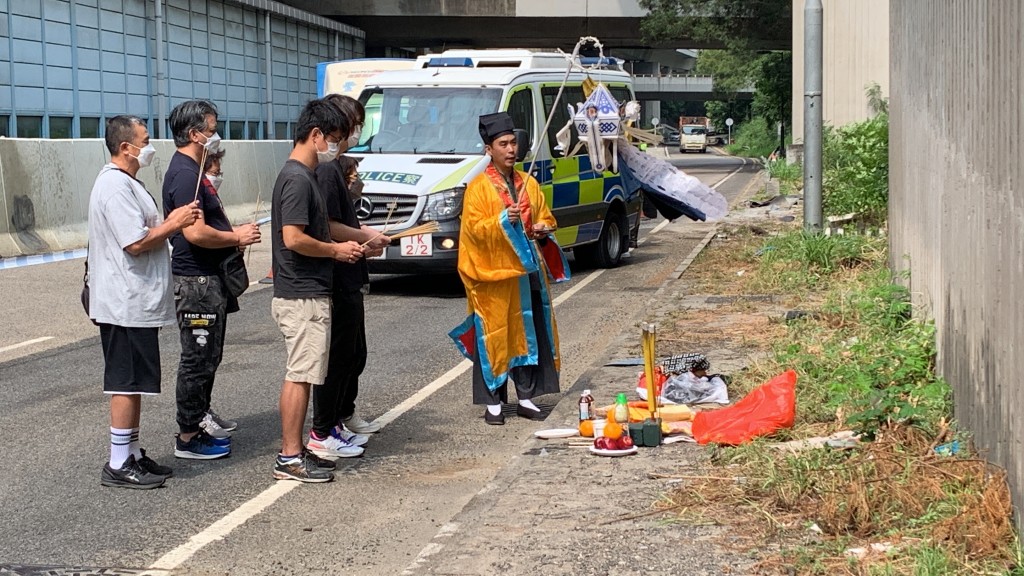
xmin=359 ymin=202 xmax=397 ymax=247
xmin=361 ymin=221 xmax=440 ymax=247
xmin=192 ymin=146 xmax=210 ymax=203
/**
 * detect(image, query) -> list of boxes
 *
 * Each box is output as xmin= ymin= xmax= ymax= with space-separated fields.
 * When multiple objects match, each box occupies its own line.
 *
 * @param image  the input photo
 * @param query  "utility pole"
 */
xmin=803 ymin=0 xmax=823 ymax=232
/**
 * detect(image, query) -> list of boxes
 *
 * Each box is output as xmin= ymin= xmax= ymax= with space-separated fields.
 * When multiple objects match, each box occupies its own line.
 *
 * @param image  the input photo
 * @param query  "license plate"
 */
xmin=400 ymin=233 xmax=433 ymax=257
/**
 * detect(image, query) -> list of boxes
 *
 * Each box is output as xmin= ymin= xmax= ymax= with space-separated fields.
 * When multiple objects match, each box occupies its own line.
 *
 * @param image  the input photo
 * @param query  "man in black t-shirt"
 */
xmin=307 ymin=95 xmax=391 ymax=460
xmin=163 ymin=100 xmax=262 ymax=461
xmin=270 ymin=99 xmax=364 ymax=483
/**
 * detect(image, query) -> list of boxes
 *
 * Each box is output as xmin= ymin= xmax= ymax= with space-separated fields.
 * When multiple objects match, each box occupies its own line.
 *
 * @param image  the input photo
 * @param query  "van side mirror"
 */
xmin=514 ymin=129 xmax=529 ymax=162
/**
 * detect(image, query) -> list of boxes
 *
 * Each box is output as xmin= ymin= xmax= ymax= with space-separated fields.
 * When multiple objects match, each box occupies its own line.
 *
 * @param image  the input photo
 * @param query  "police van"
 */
xmin=341 ymin=49 xmax=642 ymax=273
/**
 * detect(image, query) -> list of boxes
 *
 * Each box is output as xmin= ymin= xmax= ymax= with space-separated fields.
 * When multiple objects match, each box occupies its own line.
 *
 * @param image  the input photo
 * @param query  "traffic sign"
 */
xmin=725 ymin=118 xmax=734 ymax=126
xmin=651 ymin=117 xmax=660 ymax=126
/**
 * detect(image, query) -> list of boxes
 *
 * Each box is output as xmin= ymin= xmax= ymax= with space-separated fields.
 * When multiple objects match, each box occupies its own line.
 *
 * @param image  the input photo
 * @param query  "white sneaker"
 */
xmin=200 ymin=413 xmax=232 ymax=439
xmin=342 ymin=413 xmax=381 ymax=434
xmin=332 ymin=426 xmax=369 ymax=447
xmin=307 ymin=433 xmax=364 ymax=458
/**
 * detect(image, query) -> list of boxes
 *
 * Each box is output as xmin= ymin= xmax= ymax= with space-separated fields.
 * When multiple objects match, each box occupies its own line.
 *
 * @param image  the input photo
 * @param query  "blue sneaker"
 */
xmin=174 ymin=431 xmax=230 ymax=460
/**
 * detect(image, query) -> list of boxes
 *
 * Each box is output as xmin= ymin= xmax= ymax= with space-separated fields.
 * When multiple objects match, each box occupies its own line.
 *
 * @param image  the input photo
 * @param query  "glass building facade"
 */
xmin=0 ymin=0 xmax=365 ymax=139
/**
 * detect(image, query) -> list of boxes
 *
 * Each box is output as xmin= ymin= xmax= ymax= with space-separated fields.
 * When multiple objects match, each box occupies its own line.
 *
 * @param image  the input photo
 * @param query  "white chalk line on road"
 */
xmin=142 ymin=159 xmax=747 ymax=574
xmin=0 ymin=336 xmax=54 ymax=355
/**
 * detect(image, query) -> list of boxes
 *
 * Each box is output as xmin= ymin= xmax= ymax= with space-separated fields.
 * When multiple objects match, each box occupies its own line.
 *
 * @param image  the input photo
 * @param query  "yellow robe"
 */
xmin=449 ymin=166 xmax=569 ymax=391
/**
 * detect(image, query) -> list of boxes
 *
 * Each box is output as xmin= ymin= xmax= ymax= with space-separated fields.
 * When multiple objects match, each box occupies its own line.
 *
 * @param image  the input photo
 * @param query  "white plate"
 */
xmin=534 ymin=428 xmax=579 ymax=439
xmin=589 ymin=445 xmax=639 ymax=457
xmin=400 ymin=233 xmax=433 ymax=257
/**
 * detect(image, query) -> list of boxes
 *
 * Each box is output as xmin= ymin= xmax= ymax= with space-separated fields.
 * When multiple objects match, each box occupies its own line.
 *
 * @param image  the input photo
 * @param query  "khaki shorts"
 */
xmin=271 ymin=297 xmax=331 ymax=385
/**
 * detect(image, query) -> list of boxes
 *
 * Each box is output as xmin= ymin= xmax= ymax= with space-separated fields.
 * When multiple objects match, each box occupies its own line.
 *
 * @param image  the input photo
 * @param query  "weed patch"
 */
xmin=662 ymin=225 xmax=1019 ymax=574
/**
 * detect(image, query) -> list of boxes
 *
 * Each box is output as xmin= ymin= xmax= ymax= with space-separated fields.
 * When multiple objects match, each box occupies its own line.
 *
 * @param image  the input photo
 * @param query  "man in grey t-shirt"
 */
xmin=87 ymin=115 xmax=201 ymax=489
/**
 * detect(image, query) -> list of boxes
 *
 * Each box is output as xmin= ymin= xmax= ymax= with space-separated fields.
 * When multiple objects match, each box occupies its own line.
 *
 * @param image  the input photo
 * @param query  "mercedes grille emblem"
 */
xmin=355 ymin=197 xmax=374 ymax=220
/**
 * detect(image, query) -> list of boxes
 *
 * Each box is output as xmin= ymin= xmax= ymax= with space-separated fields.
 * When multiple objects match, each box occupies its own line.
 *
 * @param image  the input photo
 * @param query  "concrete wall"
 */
xmin=0 ymin=139 xmax=292 ymax=258
xmin=791 ymin=0 xmax=890 ymax=139
xmin=890 ymin=1 xmax=1024 ymax=513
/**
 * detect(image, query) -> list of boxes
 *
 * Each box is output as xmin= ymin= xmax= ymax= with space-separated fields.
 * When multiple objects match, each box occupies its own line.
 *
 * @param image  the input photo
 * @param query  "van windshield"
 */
xmin=358 ymin=87 xmax=502 ymax=154
xmin=682 ymin=126 xmax=707 ymax=135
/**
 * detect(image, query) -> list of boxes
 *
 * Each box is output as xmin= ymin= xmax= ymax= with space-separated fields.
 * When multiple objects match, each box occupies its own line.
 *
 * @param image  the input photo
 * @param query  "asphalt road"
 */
xmin=0 ymin=151 xmax=755 ymax=575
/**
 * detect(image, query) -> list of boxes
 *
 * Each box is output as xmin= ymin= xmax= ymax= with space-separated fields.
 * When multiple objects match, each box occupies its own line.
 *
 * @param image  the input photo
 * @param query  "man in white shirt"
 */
xmin=87 ymin=115 xmax=201 ymax=489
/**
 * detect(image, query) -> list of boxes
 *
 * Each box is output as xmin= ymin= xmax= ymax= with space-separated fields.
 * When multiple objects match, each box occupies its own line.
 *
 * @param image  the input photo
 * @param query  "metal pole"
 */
xmin=155 ymin=0 xmax=166 ymax=137
xmin=265 ymin=11 xmax=274 ymax=139
xmin=803 ymin=0 xmax=823 ymax=232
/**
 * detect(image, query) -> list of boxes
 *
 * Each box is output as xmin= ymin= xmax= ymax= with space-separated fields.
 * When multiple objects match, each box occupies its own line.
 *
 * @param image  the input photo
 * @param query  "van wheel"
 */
xmin=575 ymin=209 xmax=628 ymax=268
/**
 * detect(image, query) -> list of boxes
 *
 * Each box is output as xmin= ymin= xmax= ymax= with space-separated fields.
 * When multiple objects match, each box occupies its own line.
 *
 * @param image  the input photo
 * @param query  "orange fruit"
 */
xmin=579 ymin=420 xmax=594 ymax=437
xmin=604 ymin=421 xmax=623 ymax=440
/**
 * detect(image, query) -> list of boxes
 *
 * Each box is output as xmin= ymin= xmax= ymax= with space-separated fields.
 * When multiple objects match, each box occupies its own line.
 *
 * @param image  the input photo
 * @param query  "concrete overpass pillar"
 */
xmin=641 ymin=100 xmax=661 ymax=130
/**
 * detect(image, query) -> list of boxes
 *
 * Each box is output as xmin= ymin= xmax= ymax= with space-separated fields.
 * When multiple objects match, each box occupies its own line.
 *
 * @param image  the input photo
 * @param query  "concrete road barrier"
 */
xmin=0 ymin=138 xmax=293 ymax=258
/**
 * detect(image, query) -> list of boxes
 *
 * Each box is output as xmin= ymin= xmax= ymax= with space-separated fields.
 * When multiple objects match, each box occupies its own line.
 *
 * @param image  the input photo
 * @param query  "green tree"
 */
xmin=639 ymin=0 xmax=791 ymax=51
xmin=752 ymin=51 xmax=792 ymax=128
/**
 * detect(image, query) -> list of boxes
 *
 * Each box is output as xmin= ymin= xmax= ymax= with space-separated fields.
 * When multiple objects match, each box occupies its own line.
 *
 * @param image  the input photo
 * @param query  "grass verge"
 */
xmin=662 ymin=223 xmax=1020 ymax=575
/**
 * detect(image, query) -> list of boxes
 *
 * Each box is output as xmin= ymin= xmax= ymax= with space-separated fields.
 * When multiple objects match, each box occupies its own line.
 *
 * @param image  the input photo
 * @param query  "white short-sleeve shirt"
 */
xmin=87 ymin=163 xmax=174 ymax=327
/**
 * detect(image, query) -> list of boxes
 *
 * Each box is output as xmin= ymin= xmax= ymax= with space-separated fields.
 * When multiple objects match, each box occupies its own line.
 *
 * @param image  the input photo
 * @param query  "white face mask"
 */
xmin=316 ymin=134 xmax=340 ymax=163
xmin=200 ymin=132 xmax=222 ymax=153
xmin=129 ymin=143 xmax=157 ymax=168
xmin=206 ymin=173 xmax=223 ymax=191
xmin=347 ymin=126 xmax=362 ymax=148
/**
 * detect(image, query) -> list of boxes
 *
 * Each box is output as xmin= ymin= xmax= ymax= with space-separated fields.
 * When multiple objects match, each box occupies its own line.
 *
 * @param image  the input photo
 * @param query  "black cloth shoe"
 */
xmin=101 ymin=455 xmax=165 ymax=490
xmin=138 ymin=449 xmax=174 ymax=478
xmin=516 ymin=404 xmax=546 ymax=421
xmin=484 ymin=409 xmax=505 ymax=425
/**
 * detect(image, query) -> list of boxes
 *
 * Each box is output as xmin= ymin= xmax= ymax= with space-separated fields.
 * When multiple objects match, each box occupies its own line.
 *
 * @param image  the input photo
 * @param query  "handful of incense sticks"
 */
xmin=641 ymin=323 xmax=658 ymax=415
xmin=361 ymin=221 xmax=440 ymax=247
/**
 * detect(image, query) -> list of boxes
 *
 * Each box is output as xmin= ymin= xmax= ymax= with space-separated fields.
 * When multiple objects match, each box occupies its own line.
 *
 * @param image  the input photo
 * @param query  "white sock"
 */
xmin=518 ymin=399 xmax=539 ymax=412
xmin=486 ymin=404 xmax=502 ymax=416
xmin=110 ymin=427 xmax=133 ymax=469
xmin=129 ymin=427 xmax=142 ymax=460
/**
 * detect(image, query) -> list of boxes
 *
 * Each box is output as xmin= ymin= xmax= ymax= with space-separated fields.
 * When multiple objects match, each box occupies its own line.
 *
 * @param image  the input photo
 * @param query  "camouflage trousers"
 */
xmin=173 ymin=274 xmax=229 ymax=434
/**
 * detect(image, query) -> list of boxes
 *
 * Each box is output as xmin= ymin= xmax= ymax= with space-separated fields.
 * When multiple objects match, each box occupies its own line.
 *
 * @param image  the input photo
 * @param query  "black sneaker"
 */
xmin=273 ymin=452 xmax=334 ymax=483
xmin=101 ymin=455 xmax=165 ymax=490
xmin=138 ymin=449 xmax=174 ymax=478
xmin=303 ymin=448 xmax=337 ymax=471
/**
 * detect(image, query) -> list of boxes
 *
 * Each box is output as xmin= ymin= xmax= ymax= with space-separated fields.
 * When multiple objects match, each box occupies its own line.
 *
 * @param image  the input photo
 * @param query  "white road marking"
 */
xmin=141 ymin=482 xmax=297 ymax=575
xmin=0 ymin=336 xmax=54 ymax=354
xmin=140 ymin=160 xmax=751 ymax=573
xmin=372 ymin=358 xmax=472 ymax=429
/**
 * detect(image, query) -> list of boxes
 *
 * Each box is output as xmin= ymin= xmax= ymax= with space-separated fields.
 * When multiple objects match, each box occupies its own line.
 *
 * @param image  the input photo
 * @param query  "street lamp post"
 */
xmin=803 ymin=0 xmax=823 ymax=232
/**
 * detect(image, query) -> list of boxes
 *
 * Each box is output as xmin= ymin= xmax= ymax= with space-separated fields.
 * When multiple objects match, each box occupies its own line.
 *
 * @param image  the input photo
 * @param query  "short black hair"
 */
xmin=169 ymin=100 xmax=218 ymax=147
xmin=324 ymin=94 xmax=366 ymax=126
xmin=293 ymin=98 xmax=350 ymax=145
xmin=104 ymin=115 xmax=146 ymax=155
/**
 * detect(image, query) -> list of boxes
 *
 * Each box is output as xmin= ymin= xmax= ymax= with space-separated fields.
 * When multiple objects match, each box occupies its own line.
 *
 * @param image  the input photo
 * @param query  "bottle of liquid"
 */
xmin=613 ymin=392 xmax=629 ymax=424
xmin=578 ymin=389 xmax=595 ymax=421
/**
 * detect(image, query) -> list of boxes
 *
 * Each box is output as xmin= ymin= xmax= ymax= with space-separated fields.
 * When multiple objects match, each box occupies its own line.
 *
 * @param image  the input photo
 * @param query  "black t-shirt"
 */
xmin=315 ymin=157 xmax=369 ymax=293
xmin=163 ymin=151 xmax=234 ymax=276
xmin=271 ymin=160 xmax=333 ymax=298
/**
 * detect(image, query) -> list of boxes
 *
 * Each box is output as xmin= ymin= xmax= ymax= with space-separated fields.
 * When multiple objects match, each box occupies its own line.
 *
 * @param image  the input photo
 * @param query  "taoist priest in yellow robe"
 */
xmin=449 ymin=112 xmax=572 ymax=425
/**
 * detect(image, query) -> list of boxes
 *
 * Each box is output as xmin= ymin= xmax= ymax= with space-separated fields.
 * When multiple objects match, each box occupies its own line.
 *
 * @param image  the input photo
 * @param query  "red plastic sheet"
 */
xmin=691 ymin=370 xmax=797 ymax=445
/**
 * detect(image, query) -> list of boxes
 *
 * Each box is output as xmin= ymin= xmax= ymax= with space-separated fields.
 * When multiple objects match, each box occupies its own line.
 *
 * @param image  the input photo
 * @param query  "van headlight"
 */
xmin=422 ymin=187 xmax=465 ymax=222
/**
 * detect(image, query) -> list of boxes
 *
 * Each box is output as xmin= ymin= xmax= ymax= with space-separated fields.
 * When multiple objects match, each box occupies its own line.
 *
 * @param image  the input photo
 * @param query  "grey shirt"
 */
xmin=87 ymin=164 xmax=175 ymax=327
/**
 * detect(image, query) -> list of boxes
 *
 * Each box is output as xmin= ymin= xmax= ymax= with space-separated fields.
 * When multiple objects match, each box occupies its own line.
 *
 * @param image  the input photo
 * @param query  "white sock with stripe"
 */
xmin=110 ymin=427 xmax=133 ymax=469
xmin=129 ymin=427 xmax=143 ymax=460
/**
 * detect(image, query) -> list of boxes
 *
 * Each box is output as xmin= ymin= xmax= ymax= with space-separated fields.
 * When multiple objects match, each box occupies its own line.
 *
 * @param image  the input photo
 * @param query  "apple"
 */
xmin=619 ymin=436 xmax=634 ymax=449
xmin=594 ymin=437 xmax=610 ymax=450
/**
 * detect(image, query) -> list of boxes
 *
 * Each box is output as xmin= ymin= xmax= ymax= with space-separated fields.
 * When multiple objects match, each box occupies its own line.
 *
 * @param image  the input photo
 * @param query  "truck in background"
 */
xmin=678 ymin=115 xmax=724 ymax=150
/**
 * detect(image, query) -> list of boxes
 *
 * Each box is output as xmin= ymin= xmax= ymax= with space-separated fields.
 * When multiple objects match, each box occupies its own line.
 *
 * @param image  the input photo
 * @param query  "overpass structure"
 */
xmin=632 ymin=75 xmax=755 ymax=101
xmin=281 ymin=0 xmax=791 ymax=52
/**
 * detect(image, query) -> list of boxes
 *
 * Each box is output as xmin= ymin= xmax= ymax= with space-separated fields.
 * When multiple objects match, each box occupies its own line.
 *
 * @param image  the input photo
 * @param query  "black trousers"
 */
xmin=312 ymin=290 xmax=367 ymax=437
xmin=173 ymin=275 xmax=228 ymax=434
xmin=472 ymin=284 xmax=559 ymax=405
